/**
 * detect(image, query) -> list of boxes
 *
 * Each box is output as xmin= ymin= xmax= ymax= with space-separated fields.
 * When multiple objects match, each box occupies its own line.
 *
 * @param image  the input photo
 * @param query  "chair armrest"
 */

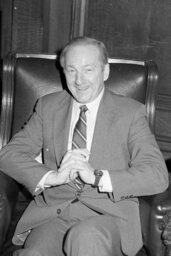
xmin=161 ymin=202 xmax=171 ymax=256
xmin=139 ymin=182 xmax=171 ymax=256
xmin=0 ymin=171 xmax=19 ymax=252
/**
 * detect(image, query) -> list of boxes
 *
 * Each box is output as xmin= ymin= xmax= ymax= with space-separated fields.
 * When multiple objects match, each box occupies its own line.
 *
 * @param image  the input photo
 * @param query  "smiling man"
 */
xmin=0 ymin=37 xmax=168 ymax=256
xmin=62 ymin=41 xmax=109 ymax=103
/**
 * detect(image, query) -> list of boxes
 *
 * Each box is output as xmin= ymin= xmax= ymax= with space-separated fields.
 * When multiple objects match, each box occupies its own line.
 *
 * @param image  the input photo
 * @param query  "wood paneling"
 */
xmin=70 ymin=0 xmax=88 ymax=38
xmin=85 ymin=0 xmax=151 ymax=59
xmin=0 ymin=0 xmax=13 ymax=58
xmin=12 ymin=0 xmax=44 ymax=53
xmin=43 ymin=0 xmax=72 ymax=53
xmin=1 ymin=0 xmax=72 ymax=54
xmin=156 ymin=94 xmax=171 ymax=158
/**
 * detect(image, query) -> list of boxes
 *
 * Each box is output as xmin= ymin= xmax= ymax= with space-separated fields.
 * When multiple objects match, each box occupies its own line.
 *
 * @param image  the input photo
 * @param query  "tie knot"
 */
xmin=80 ymin=105 xmax=88 ymax=113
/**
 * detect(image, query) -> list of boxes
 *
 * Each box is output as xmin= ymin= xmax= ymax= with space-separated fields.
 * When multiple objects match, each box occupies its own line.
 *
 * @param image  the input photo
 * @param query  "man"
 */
xmin=0 ymin=37 xmax=168 ymax=256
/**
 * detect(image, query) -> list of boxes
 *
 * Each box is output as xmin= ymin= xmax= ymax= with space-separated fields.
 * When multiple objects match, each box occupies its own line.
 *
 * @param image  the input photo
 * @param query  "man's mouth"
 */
xmin=76 ymin=86 xmax=89 ymax=91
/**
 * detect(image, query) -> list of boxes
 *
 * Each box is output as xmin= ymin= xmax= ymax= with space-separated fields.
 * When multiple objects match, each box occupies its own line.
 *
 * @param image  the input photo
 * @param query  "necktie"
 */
xmin=72 ymin=105 xmax=88 ymax=190
xmin=72 ymin=105 xmax=88 ymax=150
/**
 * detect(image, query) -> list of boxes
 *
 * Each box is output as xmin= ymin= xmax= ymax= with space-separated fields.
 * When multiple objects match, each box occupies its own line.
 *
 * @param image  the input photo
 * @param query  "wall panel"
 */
xmin=12 ymin=0 xmax=44 ymax=53
xmin=1 ymin=0 xmax=72 ymax=54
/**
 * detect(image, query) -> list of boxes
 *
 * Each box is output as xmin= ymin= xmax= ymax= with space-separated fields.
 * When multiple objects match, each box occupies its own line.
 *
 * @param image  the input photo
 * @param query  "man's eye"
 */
xmin=86 ymin=68 xmax=93 ymax=72
xmin=67 ymin=69 xmax=75 ymax=73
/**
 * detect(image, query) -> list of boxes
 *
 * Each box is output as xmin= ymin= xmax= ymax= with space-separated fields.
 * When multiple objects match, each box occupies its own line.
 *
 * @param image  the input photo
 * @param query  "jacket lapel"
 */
xmin=89 ymin=89 xmax=118 ymax=169
xmin=52 ymin=93 xmax=73 ymax=166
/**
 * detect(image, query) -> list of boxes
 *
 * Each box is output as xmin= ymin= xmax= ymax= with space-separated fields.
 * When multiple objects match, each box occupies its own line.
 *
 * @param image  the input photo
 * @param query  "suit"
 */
xmin=0 ymin=88 xmax=168 ymax=255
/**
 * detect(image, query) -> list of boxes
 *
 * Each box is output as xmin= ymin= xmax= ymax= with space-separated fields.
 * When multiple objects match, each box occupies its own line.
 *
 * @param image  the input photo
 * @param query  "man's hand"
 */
xmin=59 ymin=148 xmax=94 ymax=184
xmin=62 ymin=148 xmax=95 ymax=185
xmin=44 ymin=148 xmax=94 ymax=187
xmin=69 ymin=149 xmax=95 ymax=185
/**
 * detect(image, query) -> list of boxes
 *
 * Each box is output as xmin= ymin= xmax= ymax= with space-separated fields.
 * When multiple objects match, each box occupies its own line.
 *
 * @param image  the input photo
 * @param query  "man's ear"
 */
xmin=103 ymin=63 xmax=110 ymax=81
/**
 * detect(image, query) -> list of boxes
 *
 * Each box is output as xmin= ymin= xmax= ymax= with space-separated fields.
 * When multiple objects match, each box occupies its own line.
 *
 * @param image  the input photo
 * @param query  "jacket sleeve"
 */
xmin=0 ymin=97 xmax=52 ymax=195
xmin=110 ymin=104 xmax=169 ymax=202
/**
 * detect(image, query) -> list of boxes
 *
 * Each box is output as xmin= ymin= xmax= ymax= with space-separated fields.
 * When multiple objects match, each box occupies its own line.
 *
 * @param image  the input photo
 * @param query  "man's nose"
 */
xmin=75 ymin=72 xmax=83 ymax=85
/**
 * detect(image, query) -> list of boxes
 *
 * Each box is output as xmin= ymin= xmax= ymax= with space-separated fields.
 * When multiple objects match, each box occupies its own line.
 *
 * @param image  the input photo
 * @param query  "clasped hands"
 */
xmin=44 ymin=149 xmax=95 ymax=187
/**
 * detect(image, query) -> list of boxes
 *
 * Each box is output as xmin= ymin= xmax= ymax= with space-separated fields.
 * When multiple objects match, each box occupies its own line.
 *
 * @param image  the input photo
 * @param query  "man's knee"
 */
xmin=64 ymin=216 xmax=122 ymax=256
xmin=66 ymin=218 xmax=100 ymax=243
xmin=66 ymin=216 xmax=120 ymax=240
xmin=64 ymin=220 xmax=99 ymax=256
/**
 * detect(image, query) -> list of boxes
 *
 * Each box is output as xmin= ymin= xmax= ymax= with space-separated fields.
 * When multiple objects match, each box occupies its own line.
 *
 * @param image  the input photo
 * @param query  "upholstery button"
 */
xmin=57 ymin=208 xmax=61 ymax=214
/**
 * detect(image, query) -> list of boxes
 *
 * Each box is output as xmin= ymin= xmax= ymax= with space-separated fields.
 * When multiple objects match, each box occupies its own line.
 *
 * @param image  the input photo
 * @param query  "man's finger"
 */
xmin=69 ymin=169 xmax=78 ymax=180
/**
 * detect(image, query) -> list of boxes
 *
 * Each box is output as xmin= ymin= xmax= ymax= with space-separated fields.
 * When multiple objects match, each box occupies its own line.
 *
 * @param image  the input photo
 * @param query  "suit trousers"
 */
xmin=13 ymin=201 xmax=124 ymax=256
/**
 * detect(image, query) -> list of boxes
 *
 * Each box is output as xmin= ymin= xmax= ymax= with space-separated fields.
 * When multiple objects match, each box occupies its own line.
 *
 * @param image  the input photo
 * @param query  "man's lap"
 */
xmin=13 ymin=202 xmax=123 ymax=256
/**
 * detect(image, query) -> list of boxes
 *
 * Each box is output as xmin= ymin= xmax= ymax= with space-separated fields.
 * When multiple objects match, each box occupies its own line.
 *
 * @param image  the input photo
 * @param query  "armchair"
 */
xmin=0 ymin=53 xmax=170 ymax=256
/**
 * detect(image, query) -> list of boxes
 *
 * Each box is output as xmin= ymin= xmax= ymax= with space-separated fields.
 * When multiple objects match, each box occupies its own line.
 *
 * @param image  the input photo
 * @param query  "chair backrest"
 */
xmin=0 ymin=53 xmax=158 ymax=149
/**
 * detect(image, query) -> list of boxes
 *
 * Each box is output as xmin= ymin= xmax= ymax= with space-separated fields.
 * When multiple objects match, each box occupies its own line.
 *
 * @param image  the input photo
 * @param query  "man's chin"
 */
xmin=73 ymin=93 xmax=91 ymax=103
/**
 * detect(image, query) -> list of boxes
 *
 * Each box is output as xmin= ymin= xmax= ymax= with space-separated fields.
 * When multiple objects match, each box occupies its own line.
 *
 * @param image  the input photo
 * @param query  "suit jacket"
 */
xmin=0 ymin=88 xmax=168 ymax=256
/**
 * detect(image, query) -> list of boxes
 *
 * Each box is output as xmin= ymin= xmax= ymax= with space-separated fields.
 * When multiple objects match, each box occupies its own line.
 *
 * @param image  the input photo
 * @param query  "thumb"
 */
xmin=69 ymin=169 xmax=78 ymax=180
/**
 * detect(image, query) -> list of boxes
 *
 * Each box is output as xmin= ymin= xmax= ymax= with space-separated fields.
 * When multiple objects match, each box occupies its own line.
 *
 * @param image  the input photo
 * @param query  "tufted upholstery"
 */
xmin=0 ymin=53 xmax=170 ymax=256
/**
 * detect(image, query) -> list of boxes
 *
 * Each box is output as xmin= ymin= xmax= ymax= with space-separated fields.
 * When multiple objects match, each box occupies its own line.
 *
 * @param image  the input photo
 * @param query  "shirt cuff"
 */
xmin=35 ymin=170 xmax=56 ymax=192
xmin=98 ymin=170 xmax=113 ymax=192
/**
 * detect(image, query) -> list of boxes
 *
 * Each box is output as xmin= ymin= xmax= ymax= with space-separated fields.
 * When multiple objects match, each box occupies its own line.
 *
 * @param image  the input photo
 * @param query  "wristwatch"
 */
xmin=93 ymin=169 xmax=103 ymax=187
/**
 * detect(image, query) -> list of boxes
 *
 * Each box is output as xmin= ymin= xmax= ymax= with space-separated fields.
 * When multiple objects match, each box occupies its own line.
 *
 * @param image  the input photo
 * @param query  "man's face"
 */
xmin=64 ymin=44 xmax=109 ymax=103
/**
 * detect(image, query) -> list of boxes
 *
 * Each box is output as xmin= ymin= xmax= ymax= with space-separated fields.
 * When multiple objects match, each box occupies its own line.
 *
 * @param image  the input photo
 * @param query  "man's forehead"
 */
xmin=65 ymin=44 xmax=101 ymax=64
xmin=68 ymin=44 xmax=99 ymax=55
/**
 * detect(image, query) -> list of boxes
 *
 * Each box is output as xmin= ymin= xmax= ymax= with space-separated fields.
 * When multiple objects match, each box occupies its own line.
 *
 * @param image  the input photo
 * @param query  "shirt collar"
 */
xmin=72 ymin=87 xmax=104 ymax=115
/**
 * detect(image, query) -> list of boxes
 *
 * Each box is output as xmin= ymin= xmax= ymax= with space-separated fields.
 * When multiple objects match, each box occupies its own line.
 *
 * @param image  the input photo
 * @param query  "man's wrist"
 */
xmin=44 ymin=171 xmax=59 ymax=186
xmin=36 ymin=170 xmax=56 ymax=192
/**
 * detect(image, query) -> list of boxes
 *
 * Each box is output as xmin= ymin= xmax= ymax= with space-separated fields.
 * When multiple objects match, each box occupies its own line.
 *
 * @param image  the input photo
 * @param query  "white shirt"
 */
xmin=37 ymin=88 xmax=113 ymax=192
xmin=68 ymin=87 xmax=103 ymax=151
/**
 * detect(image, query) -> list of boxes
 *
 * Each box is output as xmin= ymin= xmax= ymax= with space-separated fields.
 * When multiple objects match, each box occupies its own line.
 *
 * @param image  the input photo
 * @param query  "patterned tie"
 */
xmin=72 ymin=105 xmax=88 ymax=150
xmin=72 ymin=105 xmax=88 ymax=190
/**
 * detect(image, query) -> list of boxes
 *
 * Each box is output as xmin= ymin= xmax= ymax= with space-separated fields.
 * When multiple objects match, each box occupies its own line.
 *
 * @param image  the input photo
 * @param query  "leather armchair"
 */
xmin=0 ymin=53 xmax=170 ymax=256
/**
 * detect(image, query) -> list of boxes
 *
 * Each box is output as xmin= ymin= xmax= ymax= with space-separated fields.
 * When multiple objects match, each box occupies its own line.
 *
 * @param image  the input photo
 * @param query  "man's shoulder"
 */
xmin=34 ymin=90 xmax=71 ymax=115
xmin=106 ymin=88 xmax=143 ymax=110
xmin=105 ymin=89 xmax=147 ymax=122
xmin=39 ymin=90 xmax=71 ymax=107
xmin=41 ymin=90 xmax=69 ymax=102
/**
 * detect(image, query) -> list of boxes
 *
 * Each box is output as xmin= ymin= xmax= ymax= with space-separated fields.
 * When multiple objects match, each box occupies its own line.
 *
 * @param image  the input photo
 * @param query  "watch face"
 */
xmin=94 ymin=169 xmax=103 ymax=176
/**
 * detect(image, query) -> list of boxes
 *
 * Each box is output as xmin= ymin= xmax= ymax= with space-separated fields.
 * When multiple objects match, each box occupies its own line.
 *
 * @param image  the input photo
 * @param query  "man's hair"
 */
xmin=60 ymin=36 xmax=109 ymax=68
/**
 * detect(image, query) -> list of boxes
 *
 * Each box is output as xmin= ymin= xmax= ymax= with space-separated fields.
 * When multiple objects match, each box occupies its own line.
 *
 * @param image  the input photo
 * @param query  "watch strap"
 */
xmin=93 ymin=169 xmax=103 ymax=187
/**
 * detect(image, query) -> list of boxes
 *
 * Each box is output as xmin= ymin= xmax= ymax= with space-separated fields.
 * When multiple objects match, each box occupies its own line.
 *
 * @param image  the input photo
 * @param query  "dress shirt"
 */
xmin=36 ymin=88 xmax=113 ymax=192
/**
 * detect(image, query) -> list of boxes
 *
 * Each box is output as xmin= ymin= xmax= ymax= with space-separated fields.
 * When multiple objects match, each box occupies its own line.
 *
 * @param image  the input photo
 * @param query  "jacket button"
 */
xmin=57 ymin=208 xmax=61 ymax=214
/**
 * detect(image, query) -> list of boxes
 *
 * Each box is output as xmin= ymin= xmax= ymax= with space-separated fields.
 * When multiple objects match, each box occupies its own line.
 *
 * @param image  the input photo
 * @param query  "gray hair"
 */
xmin=60 ymin=36 xmax=109 ymax=68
